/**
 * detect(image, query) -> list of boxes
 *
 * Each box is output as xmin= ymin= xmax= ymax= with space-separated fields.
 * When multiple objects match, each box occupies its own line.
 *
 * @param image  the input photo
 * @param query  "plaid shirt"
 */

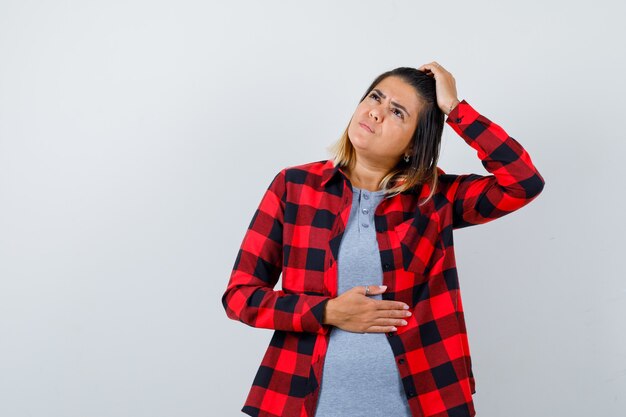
xmin=222 ymin=100 xmax=545 ymax=417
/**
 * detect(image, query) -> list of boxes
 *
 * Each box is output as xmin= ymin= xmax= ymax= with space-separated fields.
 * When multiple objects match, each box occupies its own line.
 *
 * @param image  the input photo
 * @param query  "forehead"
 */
xmin=371 ymin=76 xmax=421 ymax=114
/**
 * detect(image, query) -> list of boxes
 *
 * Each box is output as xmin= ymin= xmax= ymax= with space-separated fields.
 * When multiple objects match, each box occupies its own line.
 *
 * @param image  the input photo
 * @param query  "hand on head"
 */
xmin=418 ymin=61 xmax=460 ymax=115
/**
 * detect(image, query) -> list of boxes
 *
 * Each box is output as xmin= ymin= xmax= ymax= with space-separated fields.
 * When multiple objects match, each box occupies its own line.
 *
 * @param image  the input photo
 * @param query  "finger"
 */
xmin=365 ymin=325 xmax=398 ymax=333
xmin=418 ymin=66 xmax=436 ymax=78
xmin=418 ymin=64 xmax=433 ymax=72
xmin=361 ymin=284 xmax=387 ymax=296
xmin=419 ymin=62 xmax=447 ymax=76
xmin=418 ymin=62 xmax=439 ymax=70
xmin=376 ymin=308 xmax=412 ymax=318
xmin=374 ymin=316 xmax=409 ymax=327
xmin=375 ymin=300 xmax=410 ymax=310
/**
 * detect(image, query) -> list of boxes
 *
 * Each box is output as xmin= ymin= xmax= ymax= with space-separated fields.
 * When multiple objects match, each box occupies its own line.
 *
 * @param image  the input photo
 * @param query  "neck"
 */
xmin=345 ymin=159 xmax=391 ymax=192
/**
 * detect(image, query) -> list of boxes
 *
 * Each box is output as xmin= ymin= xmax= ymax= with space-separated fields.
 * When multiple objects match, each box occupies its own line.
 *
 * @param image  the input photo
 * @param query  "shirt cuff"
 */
xmin=445 ymin=99 xmax=479 ymax=126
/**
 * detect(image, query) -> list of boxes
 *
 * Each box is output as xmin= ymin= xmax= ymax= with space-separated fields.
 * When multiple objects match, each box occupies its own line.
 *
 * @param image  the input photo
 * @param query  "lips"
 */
xmin=359 ymin=122 xmax=374 ymax=133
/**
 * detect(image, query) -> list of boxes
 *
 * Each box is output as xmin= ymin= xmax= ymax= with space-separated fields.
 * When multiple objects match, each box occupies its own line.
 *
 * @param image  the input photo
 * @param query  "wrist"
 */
xmin=322 ymin=298 xmax=336 ymax=326
xmin=446 ymin=98 xmax=460 ymax=115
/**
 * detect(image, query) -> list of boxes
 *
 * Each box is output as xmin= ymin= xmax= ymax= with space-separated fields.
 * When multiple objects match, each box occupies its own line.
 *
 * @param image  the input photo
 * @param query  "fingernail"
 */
xmin=379 ymin=285 xmax=387 ymax=290
xmin=391 ymin=327 xmax=397 ymax=331
xmin=403 ymin=304 xmax=409 ymax=309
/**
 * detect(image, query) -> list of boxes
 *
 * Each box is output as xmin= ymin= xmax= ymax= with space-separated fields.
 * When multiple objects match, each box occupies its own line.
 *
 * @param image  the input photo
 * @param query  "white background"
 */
xmin=1 ymin=1 xmax=625 ymax=416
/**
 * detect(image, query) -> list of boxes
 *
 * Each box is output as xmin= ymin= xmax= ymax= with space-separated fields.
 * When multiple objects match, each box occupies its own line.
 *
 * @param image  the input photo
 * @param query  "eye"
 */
xmin=369 ymin=92 xmax=404 ymax=120
xmin=392 ymin=108 xmax=404 ymax=119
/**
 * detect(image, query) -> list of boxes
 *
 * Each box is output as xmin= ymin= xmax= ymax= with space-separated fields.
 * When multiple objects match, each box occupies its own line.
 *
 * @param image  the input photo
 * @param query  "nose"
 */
xmin=369 ymin=108 xmax=380 ymax=122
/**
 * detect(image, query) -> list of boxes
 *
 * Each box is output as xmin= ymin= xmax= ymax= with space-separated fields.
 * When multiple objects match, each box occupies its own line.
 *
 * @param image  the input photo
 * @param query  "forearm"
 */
xmin=222 ymin=278 xmax=333 ymax=334
xmin=444 ymin=100 xmax=545 ymax=228
xmin=446 ymin=100 xmax=545 ymax=198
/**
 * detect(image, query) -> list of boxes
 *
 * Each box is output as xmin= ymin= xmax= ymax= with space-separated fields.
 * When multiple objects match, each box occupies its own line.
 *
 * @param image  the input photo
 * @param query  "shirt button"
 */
xmin=383 ymin=263 xmax=390 ymax=270
xmin=455 ymin=117 xmax=462 ymax=123
xmin=362 ymin=208 xmax=369 ymax=214
xmin=362 ymin=223 xmax=369 ymax=228
xmin=398 ymin=358 xmax=406 ymax=364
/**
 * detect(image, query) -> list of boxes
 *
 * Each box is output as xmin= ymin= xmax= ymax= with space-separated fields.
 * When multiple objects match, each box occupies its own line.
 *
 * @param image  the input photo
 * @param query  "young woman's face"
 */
xmin=348 ymin=76 xmax=422 ymax=166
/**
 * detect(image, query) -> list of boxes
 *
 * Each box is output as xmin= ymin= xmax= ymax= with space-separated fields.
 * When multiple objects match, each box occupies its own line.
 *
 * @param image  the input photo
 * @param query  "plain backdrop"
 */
xmin=1 ymin=1 xmax=625 ymax=416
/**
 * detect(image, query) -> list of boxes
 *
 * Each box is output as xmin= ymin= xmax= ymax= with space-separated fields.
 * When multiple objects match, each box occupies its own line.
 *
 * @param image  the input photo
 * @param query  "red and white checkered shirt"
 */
xmin=222 ymin=100 xmax=545 ymax=417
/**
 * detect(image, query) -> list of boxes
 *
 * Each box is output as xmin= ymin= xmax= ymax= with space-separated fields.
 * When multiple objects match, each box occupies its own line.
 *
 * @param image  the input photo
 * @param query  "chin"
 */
xmin=348 ymin=135 xmax=367 ymax=152
xmin=347 ymin=126 xmax=366 ymax=149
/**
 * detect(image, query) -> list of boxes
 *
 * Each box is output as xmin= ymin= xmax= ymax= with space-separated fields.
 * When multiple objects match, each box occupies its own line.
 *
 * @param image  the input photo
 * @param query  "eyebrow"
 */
xmin=373 ymin=88 xmax=411 ymax=118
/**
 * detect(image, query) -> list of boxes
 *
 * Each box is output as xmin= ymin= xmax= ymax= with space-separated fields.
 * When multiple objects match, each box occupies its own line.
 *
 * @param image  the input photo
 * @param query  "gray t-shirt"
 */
xmin=314 ymin=186 xmax=412 ymax=417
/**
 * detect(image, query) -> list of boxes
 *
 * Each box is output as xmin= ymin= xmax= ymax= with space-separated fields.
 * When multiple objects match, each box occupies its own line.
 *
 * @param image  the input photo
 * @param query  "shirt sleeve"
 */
xmin=221 ymin=168 xmax=332 ymax=334
xmin=443 ymin=100 xmax=546 ymax=229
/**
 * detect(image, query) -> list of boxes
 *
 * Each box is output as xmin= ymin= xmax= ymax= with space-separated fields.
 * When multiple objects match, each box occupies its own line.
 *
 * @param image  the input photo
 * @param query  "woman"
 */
xmin=222 ymin=62 xmax=545 ymax=417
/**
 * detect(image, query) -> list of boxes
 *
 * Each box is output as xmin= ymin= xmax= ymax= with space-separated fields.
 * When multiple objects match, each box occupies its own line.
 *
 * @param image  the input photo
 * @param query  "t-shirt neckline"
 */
xmin=351 ymin=185 xmax=385 ymax=196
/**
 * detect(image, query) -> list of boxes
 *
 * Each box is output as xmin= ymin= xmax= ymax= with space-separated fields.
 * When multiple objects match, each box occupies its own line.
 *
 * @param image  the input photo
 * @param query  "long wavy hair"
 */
xmin=327 ymin=67 xmax=445 ymax=205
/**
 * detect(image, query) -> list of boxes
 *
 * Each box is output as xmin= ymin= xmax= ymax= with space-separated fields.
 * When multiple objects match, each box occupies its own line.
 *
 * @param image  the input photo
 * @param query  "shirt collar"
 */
xmin=320 ymin=159 xmax=346 ymax=187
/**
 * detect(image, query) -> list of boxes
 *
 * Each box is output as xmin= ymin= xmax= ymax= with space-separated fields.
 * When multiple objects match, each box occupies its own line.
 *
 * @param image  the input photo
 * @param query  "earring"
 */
xmin=404 ymin=154 xmax=410 ymax=163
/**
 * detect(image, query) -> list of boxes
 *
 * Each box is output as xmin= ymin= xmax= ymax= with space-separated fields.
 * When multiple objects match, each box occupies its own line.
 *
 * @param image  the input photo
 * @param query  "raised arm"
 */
xmin=443 ymin=100 xmax=545 ymax=229
xmin=221 ymin=168 xmax=332 ymax=333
